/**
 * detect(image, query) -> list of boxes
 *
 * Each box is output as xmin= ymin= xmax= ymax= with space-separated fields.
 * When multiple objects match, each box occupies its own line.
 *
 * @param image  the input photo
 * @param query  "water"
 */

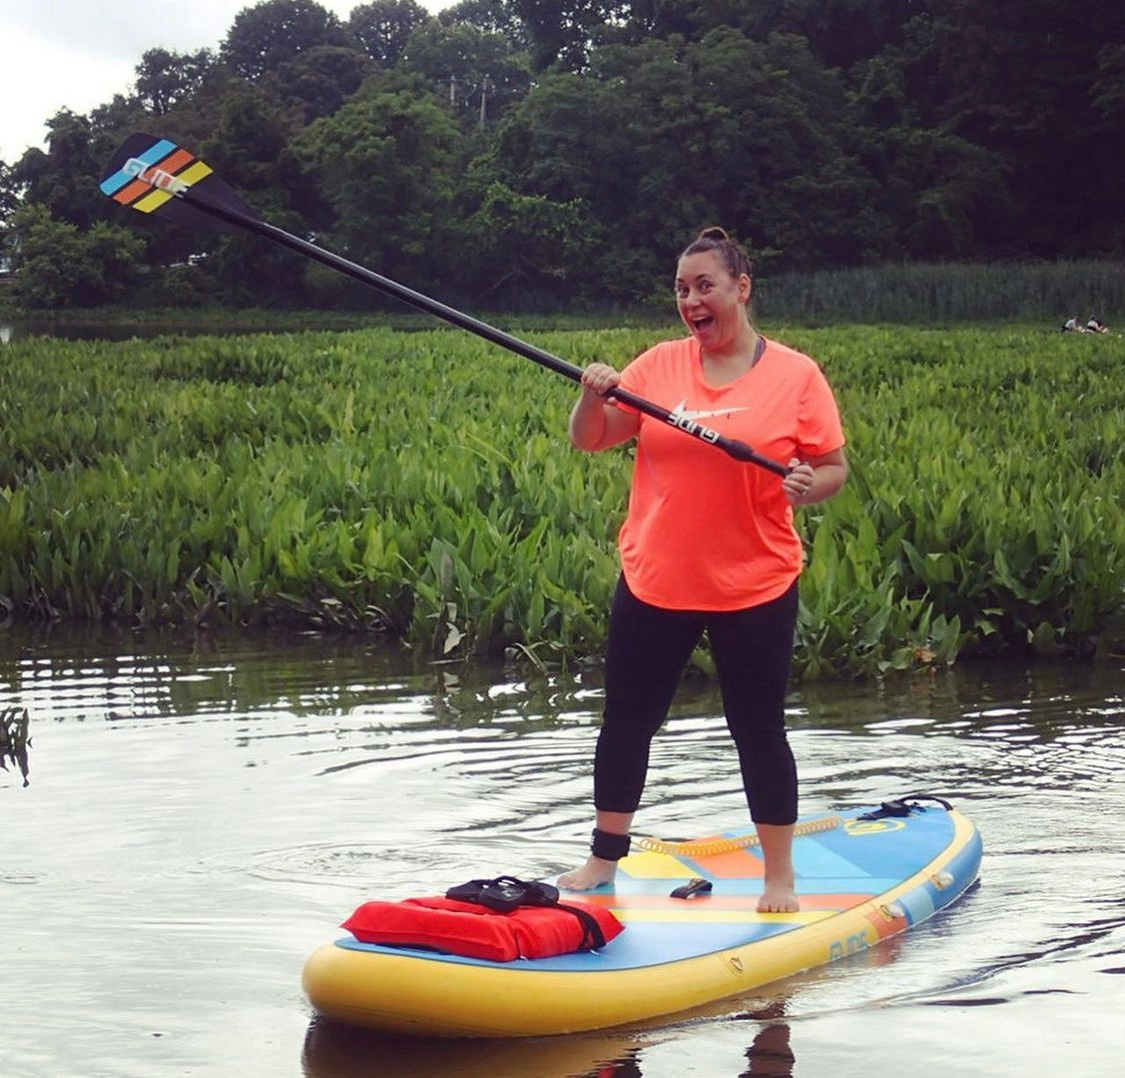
xmin=2 ymin=625 xmax=1123 ymax=1078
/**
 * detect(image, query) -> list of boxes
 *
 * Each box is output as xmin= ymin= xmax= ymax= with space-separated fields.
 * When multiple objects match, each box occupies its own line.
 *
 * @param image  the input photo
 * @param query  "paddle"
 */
xmin=99 ymin=133 xmax=789 ymax=476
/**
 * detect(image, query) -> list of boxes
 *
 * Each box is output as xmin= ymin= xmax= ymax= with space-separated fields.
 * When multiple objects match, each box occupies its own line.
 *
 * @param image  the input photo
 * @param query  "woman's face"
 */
xmin=675 ymin=251 xmax=751 ymax=350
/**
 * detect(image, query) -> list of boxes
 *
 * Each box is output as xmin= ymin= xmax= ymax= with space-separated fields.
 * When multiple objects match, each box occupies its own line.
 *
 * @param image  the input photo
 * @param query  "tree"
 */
xmin=506 ymin=0 xmax=631 ymax=71
xmin=681 ymin=29 xmax=891 ymax=268
xmin=493 ymin=28 xmax=892 ymax=295
xmin=0 ymin=160 xmax=21 ymax=273
xmin=7 ymin=204 xmax=146 ymax=308
xmin=735 ymin=0 xmax=933 ymax=73
xmin=604 ymin=0 xmax=699 ymax=43
xmin=202 ymin=80 xmax=297 ymax=196
xmin=134 ymin=48 xmax=218 ymax=115
xmin=10 ymin=111 xmax=104 ymax=230
xmin=192 ymin=79 xmax=313 ymax=305
xmin=348 ymin=0 xmax=432 ymax=66
xmin=292 ymin=74 xmax=463 ymax=290
xmin=492 ymin=52 xmax=690 ymax=300
xmin=930 ymin=0 xmax=1125 ymax=256
xmin=272 ymin=45 xmax=378 ymax=122
xmin=400 ymin=21 xmax=533 ymax=128
xmin=0 ymin=161 xmax=22 ymax=224
xmin=1089 ymin=43 xmax=1125 ymax=254
xmin=4 ymin=0 xmax=1123 ymax=308
xmin=457 ymin=179 xmax=598 ymax=303
xmin=849 ymin=49 xmax=1006 ymax=261
xmin=221 ymin=0 xmax=354 ymax=80
xmin=441 ymin=0 xmax=530 ymax=47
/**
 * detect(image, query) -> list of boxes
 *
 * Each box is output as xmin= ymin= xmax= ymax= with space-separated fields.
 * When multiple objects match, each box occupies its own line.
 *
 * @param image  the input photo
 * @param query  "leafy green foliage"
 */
xmin=134 ymin=48 xmax=219 ymax=116
xmin=272 ymin=45 xmax=379 ymax=123
xmin=400 ymin=18 xmax=533 ymax=129
xmin=506 ymin=0 xmax=630 ymax=71
xmin=349 ymin=0 xmax=432 ymax=66
xmin=489 ymin=28 xmax=893 ymax=300
xmin=1 ymin=324 xmax=1121 ymax=677
xmin=6 ymin=205 xmax=146 ymax=308
xmin=220 ymin=0 xmax=355 ymax=80
xmin=4 ymin=1 xmax=1125 ymax=310
xmin=292 ymin=74 xmax=463 ymax=286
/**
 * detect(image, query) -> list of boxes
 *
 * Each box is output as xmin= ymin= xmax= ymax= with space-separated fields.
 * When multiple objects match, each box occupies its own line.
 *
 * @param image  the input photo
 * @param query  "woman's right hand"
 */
xmin=580 ymin=363 xmax=622 ymax=398
xmin=570 ymin=363 xmax=638 ymax=450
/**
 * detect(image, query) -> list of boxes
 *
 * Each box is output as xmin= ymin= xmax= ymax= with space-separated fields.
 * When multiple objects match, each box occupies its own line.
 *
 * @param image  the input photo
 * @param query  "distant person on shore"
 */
xmin=1063 ymin=316 xmax=1086 ymax=333
xmin=1086 ymin=317 xmax=1108 ymax=334
xmin=560 ymin=226 xmax=848 ymax=913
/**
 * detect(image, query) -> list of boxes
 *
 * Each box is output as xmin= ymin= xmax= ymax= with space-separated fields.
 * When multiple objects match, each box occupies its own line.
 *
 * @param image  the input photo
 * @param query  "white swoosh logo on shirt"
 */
xmin=669 ymin=399 xmax=750 ymax=422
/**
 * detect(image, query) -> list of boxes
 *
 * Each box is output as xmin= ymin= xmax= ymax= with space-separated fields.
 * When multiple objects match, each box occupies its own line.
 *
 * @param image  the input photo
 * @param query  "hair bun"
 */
xmin=680 ymin=225 xmax=753 ymax=286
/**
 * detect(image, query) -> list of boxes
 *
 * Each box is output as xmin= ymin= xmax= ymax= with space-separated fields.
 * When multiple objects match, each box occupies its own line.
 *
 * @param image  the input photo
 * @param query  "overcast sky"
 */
xmin=0 ymin=0 xmax=447 ymax=164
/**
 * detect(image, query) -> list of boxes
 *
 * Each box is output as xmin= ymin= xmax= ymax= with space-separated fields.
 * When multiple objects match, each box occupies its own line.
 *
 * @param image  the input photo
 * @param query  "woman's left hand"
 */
xmin=782 ymin=458 xmax=816 ymax=506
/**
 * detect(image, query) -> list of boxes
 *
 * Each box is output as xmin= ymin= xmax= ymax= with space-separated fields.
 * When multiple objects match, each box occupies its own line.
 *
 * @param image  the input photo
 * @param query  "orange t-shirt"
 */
xmin=615 ymin=336 xmax=845 ymax=611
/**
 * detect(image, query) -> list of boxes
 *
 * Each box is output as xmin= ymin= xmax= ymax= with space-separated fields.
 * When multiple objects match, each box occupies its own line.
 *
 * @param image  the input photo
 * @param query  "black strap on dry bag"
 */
xmin=444 ymin=875 xmax=607 ymax=950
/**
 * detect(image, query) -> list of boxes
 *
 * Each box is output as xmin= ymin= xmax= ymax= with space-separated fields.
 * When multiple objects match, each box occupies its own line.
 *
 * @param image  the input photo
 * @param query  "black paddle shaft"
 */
xmin=177 ymin=188 xmax=789 ymax=476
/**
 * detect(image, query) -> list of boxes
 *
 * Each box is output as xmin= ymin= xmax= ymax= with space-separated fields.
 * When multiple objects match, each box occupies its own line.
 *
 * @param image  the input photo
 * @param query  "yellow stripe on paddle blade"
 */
xmin=133 ymin=160 xmax=213 ymax=214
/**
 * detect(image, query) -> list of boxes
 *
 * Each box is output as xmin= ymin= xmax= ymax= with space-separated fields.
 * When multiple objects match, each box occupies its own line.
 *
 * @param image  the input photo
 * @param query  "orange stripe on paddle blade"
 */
xmin=112 ymin=147 xmax=196 ymax=206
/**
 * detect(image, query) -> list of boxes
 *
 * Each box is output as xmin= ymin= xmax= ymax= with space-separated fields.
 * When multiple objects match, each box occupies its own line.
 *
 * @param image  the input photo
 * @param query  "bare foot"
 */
xmin=754 ymin=822 xmax=799 ymax=913
xmin=757 ymin=880 xmax=799 ymax=913
xmin=557 ymin=855 xmax=618 ymax=892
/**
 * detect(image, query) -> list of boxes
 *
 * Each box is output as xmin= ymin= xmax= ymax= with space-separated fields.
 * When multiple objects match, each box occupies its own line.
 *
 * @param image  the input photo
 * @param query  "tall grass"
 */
xmin=7 ymin=260 xmax=1123 ymax=329
xmin=755 ymin=260 xmax=1125 ymax=324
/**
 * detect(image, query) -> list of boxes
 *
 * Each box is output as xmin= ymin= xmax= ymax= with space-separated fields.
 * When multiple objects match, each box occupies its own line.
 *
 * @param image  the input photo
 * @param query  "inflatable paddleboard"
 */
xmin=302 ymin=797 xmax=981 ymax=1037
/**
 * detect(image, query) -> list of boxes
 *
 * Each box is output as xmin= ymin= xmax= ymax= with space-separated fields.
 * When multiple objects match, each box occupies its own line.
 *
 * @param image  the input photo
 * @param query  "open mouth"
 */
xmin=690 ymin=315 xmax=714 ymax=332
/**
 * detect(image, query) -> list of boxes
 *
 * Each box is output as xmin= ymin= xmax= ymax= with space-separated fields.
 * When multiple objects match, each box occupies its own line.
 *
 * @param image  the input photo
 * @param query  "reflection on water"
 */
xmin=301 ymin=1021 xmax=643 ymax=1078
xmin=2 ymin=624 xmax=1123 ymax=1078
xmin=300 ymin=1005 xmax=797 ymax=1078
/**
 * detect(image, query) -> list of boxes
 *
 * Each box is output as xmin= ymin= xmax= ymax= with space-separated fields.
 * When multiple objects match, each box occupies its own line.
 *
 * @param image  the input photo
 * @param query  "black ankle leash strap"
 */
xmin=591 ymin=828 xmax=631 ymax=861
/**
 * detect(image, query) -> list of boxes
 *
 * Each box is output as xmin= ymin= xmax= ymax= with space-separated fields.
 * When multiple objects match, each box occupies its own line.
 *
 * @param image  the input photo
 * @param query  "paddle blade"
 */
xmin=99 ymin=133 xmax=257 ymax=233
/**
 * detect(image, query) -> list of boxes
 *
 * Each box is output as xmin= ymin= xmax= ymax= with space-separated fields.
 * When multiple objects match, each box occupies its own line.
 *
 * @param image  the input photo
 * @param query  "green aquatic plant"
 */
xmin=0 ymin=323 xmax=1122 ymax=676
xmin=1 ymin=707 xmax=30 ymax=787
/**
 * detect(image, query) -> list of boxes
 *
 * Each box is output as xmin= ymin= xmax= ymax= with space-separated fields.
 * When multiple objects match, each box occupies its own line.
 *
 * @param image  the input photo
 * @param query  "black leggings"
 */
xmin=593 ymin=575 xmax=799 ymax=825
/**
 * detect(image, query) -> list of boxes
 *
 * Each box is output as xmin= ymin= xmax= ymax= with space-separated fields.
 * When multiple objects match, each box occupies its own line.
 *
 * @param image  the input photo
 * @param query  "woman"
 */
xmin=559 ymin=227 xmax=848 ymax=913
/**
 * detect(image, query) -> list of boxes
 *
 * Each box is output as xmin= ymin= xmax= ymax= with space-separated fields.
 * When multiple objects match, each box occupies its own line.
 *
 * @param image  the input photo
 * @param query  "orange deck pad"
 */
xmin=687 ymin=846 xmax=767 ymax=878
xmin=579 ymin=892 xmax=875 ymax=912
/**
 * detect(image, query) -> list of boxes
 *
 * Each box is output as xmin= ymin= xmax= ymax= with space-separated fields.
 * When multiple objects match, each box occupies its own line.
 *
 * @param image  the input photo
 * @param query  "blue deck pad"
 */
xmin=665 ymin=838 xmax=874 ymax=888
xmin=597 ymin=869 xmax=900 ymax=897
xmin=660 ymin=808 xmax=955 ymax=887
xmin=815 ymin=810 xmax=956 ymax=877
xmin=333 ymin=805 xmax=968 ymax=975
xmin=339 ymin=917 xmax=800 ymax=972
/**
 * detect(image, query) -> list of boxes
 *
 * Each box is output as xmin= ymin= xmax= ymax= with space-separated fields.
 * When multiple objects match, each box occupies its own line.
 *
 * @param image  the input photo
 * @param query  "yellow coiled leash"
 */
xmin=635 ymin=814 xmax=844 ymax=858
